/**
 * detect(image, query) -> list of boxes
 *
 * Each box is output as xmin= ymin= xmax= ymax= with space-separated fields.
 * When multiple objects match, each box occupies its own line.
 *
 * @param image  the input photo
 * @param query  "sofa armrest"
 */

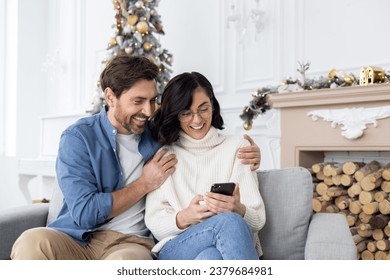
xmin=0 ymin=203 xmax=49 ymax=260
xmin=305 ymin=213 xmax=357 ymax=260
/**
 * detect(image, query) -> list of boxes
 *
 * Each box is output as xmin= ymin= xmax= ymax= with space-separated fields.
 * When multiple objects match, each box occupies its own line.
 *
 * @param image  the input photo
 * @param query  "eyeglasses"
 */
xmin=178 ymin=106 xmax=213 ymax=123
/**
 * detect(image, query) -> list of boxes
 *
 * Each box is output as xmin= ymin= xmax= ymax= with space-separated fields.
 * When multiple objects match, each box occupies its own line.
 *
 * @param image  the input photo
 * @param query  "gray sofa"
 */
xmin=0 ymin=167 xmax=357 ymax=260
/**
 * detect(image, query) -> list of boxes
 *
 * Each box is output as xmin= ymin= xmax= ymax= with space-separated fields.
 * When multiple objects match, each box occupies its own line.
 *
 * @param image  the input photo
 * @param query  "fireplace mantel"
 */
xmin=268 ymin=84 xmax=390 ymax=108
xmin=267 ymin=84 xmax=390 ymax=168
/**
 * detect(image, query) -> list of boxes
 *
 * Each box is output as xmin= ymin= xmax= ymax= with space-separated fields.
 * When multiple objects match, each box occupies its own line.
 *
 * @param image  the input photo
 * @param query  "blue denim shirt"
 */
xmin=48 ymin=108 xmax=160 ymax=245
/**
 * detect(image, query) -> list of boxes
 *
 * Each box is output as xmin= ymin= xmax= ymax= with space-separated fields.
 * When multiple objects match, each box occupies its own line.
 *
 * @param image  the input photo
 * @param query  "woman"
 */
xmin=145 ymin=72 xmax=265 ymax=260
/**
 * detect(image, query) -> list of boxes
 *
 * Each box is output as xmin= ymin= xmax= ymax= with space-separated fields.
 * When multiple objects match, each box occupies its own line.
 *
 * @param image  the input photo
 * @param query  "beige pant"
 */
xmin=11 ymin=227 xmax=154 ymax=260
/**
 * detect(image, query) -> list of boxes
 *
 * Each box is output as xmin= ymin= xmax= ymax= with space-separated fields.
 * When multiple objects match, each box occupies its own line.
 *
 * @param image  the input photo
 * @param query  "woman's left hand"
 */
xmin=206 ymin=184 xmax=246 ymax=216
xmin=237 ymin=134 xmax=261 ymax=171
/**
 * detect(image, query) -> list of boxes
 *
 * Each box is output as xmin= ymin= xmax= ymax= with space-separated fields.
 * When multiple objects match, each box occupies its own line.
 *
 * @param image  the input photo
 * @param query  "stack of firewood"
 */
xmin=310 ymin=160 xmax=390 ymax=260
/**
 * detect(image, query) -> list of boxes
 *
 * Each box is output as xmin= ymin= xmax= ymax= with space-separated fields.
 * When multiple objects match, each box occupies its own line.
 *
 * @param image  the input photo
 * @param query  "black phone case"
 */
xmin=210 ymin=182 xmax=235 ymax=196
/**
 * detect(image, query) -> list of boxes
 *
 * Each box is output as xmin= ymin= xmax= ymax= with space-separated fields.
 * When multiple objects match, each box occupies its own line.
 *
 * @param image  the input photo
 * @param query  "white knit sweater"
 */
xmin=145 ymin=127 xmax=266 ymax=256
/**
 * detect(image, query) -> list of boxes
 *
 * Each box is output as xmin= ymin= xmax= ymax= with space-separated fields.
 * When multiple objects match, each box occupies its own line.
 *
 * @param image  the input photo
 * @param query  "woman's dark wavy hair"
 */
xmin=150 ymin=72 xmax=224 ymax=146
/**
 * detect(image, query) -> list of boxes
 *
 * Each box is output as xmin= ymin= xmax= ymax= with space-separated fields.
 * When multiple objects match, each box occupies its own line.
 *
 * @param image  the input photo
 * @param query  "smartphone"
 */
xmin=210 ymin=182 xmax=235 ymax=196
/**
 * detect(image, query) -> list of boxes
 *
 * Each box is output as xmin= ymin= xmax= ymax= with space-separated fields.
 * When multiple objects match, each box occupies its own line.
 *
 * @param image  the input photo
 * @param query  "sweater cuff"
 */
xmin=158 ymin=211 xmax=186 ymax=240
xmin=243 ymin=207 xmax=263 ymax=232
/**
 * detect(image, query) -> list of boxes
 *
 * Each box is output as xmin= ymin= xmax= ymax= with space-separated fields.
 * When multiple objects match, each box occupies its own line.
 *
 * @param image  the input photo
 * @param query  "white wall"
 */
xmin=1 ymin=0 xmax=390 ymax=210
xmin=16 ymin=0 xmax=48 ymax=158
xmin=0 ymin=0 xmax=5 ymax=156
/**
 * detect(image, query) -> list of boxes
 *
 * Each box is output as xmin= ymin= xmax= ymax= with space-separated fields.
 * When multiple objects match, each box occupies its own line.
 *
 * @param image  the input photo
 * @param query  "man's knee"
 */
xmin=11 ymin=227 xmax=52 ymax=260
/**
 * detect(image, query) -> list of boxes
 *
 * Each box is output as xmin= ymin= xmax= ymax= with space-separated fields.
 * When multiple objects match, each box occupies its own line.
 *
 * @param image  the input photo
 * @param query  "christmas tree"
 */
xmin=107 ymin=0 xmax=173 ymax=93
xmin=88 ymin=0 xmax=173 ymax=114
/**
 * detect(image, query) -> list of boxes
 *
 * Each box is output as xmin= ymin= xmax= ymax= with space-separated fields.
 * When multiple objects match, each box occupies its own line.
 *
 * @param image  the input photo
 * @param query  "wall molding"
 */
xmin=235 ymin=0 xmax=280 ymax=92
xmin=212 ymin=0 xmax=226 ymax=95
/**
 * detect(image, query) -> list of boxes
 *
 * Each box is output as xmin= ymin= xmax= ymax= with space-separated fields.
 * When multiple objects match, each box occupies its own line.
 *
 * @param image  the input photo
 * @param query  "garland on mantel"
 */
xmin=240 ymin=62 xmax=390 ymax=130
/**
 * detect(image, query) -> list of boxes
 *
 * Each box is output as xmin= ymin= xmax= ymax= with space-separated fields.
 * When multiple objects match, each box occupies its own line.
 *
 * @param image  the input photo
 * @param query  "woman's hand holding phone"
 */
xmin=206 ymin=183 xmax=246 ymax=216
xmin=176 ymin=195 xmax=214 ymax=229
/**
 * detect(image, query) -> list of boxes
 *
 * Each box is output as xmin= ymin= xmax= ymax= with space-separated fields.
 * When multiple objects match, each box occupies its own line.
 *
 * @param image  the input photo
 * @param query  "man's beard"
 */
xmin=115 ymin=114 xmax=146 ymax=135
xmin=121 ymin=122 xmax=144 ymax=135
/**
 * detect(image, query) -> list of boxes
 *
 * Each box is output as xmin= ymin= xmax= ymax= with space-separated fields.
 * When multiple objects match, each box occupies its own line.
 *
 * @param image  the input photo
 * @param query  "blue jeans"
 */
xmin=157 ymin=212 xmax=259 ymax=260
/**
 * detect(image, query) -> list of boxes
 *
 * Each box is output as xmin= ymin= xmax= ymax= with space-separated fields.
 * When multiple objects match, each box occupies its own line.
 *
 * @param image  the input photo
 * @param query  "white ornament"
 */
xmin=134 ymin=32 xmax=143 ymax=43
xmin=277 ymin=83 xmax=303 ymax=93
xmin=307 ymin=106 xmax=390 ymax=140
xmin=135 ymin=1 xmax=144 ymax=9
xmin=116 ymin=36 xmax=124 ymax=48
xmin=166 ymin=55 xmax=173 ymax=64
xmin=123 ymin=24 xmax=131 ymax=34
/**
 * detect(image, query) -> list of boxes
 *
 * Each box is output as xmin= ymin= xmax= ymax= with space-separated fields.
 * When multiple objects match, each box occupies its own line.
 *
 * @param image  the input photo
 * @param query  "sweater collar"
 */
xmin=177 ymin=126 xmax=225 ymax=151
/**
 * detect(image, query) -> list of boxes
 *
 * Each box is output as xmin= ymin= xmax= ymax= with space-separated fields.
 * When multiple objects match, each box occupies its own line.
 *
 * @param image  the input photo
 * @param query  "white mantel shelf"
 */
xmin=18 ymin=157 xmax=56 ymax=177
xmin=268 ymin=83 xmax=390 ymax=108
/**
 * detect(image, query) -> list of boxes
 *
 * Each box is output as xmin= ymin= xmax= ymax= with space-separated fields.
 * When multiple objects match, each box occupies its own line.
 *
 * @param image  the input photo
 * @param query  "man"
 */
xmin=11 ymin=55 xmax=260 ymax=260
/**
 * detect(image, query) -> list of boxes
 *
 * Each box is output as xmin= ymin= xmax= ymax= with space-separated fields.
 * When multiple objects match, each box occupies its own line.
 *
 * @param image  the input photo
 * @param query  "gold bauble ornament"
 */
xmin=136 ymin=21 xmax=149 ymax=34
xmin=143 ymin=42 xmax=153 ymax=51
xmin=127 ymin=15 xmax=138 ymax=26
xmin=343 ymin=75 xmax=354 ymax=85
xmin=328 ymin=68 xmax=338 ymax=79
xmin=243 ymin=122 xmax=252 ymax=131
xmin=108 ymin=37 xmax=117 ymax=47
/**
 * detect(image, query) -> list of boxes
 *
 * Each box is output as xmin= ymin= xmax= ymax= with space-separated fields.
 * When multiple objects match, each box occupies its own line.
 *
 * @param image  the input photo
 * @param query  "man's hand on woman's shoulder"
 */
xmin=237 ymin=134 xmax=261 ymax=171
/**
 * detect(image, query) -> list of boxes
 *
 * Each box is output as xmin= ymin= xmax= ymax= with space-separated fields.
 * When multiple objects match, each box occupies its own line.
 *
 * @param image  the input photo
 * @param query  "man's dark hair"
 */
xmin=99 ymin=55 xmax=159 ymax=98
xmin=150 ymin=71 xmax=224 ymax=146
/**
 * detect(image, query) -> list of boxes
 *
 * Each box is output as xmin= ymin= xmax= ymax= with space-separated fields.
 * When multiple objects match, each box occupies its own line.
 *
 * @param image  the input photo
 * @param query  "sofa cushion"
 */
xmin=305 ymin=213 xmax=357 ymax=259
xmin=0 ymin=204 xmax=49 ymax=259
xmin=257 ymin=167 xmax=313 ymax=259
